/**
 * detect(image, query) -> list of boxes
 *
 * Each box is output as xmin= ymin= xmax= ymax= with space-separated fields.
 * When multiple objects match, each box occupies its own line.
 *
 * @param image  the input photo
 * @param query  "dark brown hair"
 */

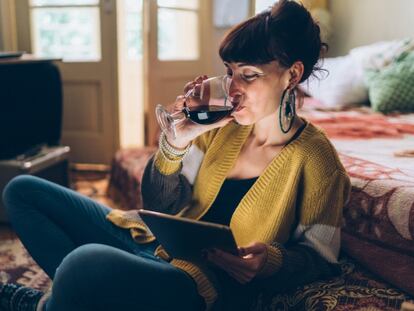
xmin=219 ymin=0 xmax=328 ymax=83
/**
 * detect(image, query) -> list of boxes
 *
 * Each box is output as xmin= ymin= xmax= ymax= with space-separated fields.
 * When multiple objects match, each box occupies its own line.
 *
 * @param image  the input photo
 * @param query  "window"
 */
xmin=157 ymin=0 xmax=199 ymax=61
xmin=255 ymin=0 xmax=277 ymax=14
xmin=30 ymin=0 xmax=101 ymax=62
xmin=124 ymin=0 xmax=142 ymax=60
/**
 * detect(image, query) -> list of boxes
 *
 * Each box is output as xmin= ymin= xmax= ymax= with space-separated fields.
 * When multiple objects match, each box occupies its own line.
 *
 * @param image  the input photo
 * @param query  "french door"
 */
xmin=15 ymin=0 xmax=119 ymax=164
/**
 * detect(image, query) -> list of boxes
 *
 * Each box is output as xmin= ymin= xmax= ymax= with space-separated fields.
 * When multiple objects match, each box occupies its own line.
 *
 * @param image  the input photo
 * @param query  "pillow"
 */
xmin=349 ymin=38 xmax=414 ymax=71
xmin=364 ymin=51 xmax=414 ymax=113
xmin=300 ymin=39 xmax=414 ymax=109
xmin=300 ymin=55 xmax=368 ymax=108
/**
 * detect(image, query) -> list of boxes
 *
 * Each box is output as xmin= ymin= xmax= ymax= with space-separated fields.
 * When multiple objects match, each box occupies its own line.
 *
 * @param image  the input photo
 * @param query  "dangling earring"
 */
xmin=279 ymin=87 xmax=296 ymax=134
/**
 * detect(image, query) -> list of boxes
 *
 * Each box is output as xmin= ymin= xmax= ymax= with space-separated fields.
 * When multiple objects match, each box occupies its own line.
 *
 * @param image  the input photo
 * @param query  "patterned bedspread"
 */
xmin=300 ymin=102 xmax=414 ymax=296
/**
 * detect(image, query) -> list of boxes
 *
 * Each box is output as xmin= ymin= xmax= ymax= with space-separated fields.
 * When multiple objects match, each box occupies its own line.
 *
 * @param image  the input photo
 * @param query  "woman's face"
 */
xmin=224 ymin=61 xmax=289 ymax=126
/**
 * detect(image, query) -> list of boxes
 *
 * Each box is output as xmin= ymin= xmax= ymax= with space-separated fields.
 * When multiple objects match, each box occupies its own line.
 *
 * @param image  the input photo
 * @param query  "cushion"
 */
xmin=349 ymin=38 xmax=414 ymax=71
xmin=300 ymin=55 xmax=368 ymax=108
xmin=364 ymin=51 xmax=414 ymax=113
xmin=300 ymin=39 xmax=414 ymax=109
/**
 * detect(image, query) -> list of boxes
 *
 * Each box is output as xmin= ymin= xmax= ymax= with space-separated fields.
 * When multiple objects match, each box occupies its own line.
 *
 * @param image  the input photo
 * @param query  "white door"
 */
xmin=145 ymin=0 xmax=212 ymax=145
xmin=15 ymin=0 xmax=119 ymax=164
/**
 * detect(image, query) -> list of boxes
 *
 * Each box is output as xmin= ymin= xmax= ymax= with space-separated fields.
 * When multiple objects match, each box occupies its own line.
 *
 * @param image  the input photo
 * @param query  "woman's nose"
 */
xmin=228 ymin=78 xmax=243 ymax=98
xmin=227 ymin=80 xmax=243 ymax=104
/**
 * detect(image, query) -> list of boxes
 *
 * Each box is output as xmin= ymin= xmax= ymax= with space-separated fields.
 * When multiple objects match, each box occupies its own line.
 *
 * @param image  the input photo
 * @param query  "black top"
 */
xmin=200 ymin=122 xmax=307 ymax=226
xmin=200 ymin=177 xmax=258 ymax=225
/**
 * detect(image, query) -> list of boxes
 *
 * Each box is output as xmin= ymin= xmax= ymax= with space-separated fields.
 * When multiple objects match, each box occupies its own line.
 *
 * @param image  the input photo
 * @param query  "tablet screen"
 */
xmin=138 ymin=210 xmax=239 ymax=261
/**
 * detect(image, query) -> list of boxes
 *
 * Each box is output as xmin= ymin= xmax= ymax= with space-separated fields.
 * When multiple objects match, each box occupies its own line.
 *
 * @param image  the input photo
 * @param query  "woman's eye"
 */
xmin=242 ymin=73 xmax=259 ymax=81
xmin=226 ymin=70 xmax=233 ymax=77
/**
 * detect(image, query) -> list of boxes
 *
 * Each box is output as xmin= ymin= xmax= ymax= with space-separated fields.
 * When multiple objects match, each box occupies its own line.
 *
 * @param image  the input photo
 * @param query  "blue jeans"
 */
xmin=2 ymin=175 xmax=205 ymax=311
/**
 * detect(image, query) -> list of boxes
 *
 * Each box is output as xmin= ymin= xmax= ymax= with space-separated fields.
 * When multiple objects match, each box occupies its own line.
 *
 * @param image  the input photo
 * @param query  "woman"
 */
xmin=1 ymin=1 xmax=350 ymax=310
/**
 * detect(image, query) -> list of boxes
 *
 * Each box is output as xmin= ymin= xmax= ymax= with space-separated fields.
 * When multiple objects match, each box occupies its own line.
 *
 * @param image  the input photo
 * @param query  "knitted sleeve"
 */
xmin=258 ymin=243 xmax=342 ymax=296
xmin=258 ymin=168 xmax=351 ymax=284
xmin=141 ymin=129 xmax=219 ymax=215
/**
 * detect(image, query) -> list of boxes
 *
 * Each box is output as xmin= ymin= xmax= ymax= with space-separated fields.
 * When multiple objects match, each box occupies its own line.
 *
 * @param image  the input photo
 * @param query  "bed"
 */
xmin=298 ymin=100 xmax=414 ymax=297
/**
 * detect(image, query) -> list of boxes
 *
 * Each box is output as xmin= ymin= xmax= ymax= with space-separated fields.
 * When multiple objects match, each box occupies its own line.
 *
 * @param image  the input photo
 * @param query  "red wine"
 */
xmin=184 ymin=105 xmax=233 ymax=125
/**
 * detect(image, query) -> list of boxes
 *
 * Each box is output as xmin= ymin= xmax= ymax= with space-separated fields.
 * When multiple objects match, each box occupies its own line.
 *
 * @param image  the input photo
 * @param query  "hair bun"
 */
xmin=219 ymin=0 xmax=328 ymax=83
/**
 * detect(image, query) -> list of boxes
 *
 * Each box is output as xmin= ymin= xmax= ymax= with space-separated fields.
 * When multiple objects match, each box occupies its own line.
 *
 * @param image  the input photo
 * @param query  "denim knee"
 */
xmin=51 ymin=244 xmax=117 ymax=305
xmin=2 ymin=175 xmax=41 ymax=214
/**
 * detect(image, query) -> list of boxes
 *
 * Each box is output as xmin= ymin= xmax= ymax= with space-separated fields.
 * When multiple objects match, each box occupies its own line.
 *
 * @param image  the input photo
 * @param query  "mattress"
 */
xmin=300 ymin=100 xmax=414 ymax=296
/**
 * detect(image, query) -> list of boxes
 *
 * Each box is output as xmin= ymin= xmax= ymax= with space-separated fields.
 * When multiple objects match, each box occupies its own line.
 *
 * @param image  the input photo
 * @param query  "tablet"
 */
xmin=138 ymin=210 xmax=239 ymax=261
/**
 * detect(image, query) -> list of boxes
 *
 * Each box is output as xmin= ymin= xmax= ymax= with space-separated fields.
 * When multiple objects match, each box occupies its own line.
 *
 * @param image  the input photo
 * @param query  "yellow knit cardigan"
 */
xmin=107 ymin=120 xmax=351 ymax=309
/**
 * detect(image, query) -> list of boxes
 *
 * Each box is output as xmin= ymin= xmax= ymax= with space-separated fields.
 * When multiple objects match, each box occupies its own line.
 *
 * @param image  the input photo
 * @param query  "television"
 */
xmin=0 ymin=60 xmax=63 ymax=160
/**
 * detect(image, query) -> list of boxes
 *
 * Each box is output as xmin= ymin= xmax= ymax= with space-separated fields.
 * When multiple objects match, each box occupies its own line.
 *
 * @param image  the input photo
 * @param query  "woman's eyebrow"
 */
xmin=235 ymin=62 xmax=261 ymax=69
xmin=239 ymin=65 xmax=264 ymax=73
xmin=224 ymin=62 xmax=264 ymax=73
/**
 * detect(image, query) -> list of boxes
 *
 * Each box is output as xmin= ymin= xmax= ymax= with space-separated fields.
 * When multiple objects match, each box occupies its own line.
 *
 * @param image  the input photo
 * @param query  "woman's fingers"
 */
xmin=183 ymin=81 xmax=196 ymax=93
xmin=207 ymin=250 xmax=257 ymax=276
xmin=239 ymin=243 xmax=267 ymax=256
xmin=183 ymin=75 xmax=208 ymax=93
xmin=195 ymin=75 xmax=208 ymax=83
xmin=174 ymin=95 xmax=186 ymax=106
xmin=208 ymin=254 xmax=252 ymax=283
xmin=169 ymin=95 xmax=186 ymax=112
xmin=211 ymin=249 xmax=257 ymax=272
xmin=209 ymin=255 xmax=255 ymax=284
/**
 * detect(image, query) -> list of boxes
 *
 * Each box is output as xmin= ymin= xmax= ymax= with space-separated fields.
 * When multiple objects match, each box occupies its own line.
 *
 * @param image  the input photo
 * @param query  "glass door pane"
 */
xmin=125 ymin=0 xmax=142 ymax=60
xmin=31 ymin=7 xmax=101 ymax=61
xmin=158 ymin=8 xmax=199 ymax=61
xmin=157 ymin=0 xmax=199 ymax=61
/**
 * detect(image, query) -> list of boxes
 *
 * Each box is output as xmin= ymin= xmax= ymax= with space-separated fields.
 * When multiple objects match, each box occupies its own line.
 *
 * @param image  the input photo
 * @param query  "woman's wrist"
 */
xmin=163 ymin=132 xmax=192 ymax=150
xmin=166 ymin=137 xmax=191 ymax=150
xmin=158 ymin=132 xmax=191 ymax=161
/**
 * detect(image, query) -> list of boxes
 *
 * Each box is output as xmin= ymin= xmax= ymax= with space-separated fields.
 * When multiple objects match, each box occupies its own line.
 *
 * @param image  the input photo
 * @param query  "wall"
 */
xmin=328 ymin=0 xmax=414 ymax=56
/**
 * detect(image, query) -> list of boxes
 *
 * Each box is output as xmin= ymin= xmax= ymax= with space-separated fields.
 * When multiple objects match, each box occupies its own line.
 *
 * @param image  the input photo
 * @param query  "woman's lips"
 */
xmin=230 ymin=95 xmax=244 ymax=113
xmin=233 ymin=105 xmax=244 ymax=113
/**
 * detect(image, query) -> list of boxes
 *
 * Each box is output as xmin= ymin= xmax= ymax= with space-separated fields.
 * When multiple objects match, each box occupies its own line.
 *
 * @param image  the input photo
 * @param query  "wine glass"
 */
xmin=156 ymin=75 xmax=240 ymax=139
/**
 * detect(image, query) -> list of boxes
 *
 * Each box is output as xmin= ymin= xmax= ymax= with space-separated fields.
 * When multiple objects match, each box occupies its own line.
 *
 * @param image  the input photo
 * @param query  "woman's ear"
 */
xmin=289 ymin=61 xmax=304 ymax=87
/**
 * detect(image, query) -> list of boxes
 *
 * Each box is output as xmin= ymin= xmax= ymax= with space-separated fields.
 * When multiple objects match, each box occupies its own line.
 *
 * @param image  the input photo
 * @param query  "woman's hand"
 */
xmin=165 ymin=75 xmax=234 ymax=149
xmin=206 ymin=242 xmax=268 ymax=284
